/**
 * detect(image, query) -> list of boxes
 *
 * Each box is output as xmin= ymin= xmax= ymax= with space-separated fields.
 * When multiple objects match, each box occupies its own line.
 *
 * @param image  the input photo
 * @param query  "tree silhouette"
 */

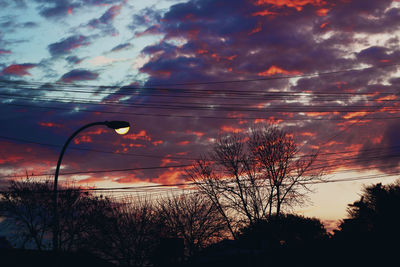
xmin=188 ymin=125 xmax=320 ymax=238
xmin=0 ymin=178 xmax=112 ymax=251
xmin=333 ymin=180 xmax=400 ymax=264
xmin=238 ymin=214 xmax=327 ymax=249
xmin=83 ymin=196 xmax=162 ymax=267
xmin=157 ymin=192 xmax=227 ymax=257
xmin=0 ymin=179 xmax=53 ymax=249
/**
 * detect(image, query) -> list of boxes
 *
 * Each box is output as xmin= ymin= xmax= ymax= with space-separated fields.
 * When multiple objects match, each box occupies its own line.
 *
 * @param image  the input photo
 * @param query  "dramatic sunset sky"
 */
xmin=1 ymin=0 xmax=400 ymax=229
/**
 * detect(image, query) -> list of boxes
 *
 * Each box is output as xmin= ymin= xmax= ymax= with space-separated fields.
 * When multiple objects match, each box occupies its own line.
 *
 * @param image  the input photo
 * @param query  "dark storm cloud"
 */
xmin=322 ymin=0 xmax=400 ymax=34
xmin=60 ymin=69 xmax=99 ymax=83
xmin=356 ymin=46 xmax=400 ymax=65
xmin=356 ymin=118 xmax=400 ymax=172
xmin=128 ymin=0 xmax=400 ymax=180
xmin=3 ymin=0 xmax=400 ymax=187
xmin=48 ymin=35 xmax=90 ymax=57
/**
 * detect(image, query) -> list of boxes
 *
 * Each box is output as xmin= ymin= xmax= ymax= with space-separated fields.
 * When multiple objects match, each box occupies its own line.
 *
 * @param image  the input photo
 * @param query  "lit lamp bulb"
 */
xmin=115 ymin=126 xmax=130 ymax=135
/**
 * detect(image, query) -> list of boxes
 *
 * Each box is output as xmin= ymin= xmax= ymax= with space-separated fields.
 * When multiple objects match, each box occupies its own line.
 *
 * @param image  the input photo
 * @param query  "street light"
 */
xmin=52 ymin=120 xmax=130 ymax=251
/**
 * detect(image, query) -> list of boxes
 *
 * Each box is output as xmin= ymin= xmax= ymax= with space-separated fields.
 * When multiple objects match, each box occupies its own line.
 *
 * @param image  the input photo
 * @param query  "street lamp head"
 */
xmin=104 ymin=121 xmax=130 ymax=135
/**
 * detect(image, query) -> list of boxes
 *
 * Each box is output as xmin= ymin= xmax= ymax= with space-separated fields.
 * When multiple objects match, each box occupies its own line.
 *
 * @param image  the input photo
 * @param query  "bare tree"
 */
xmin=188 ymin=125 xmax=321 ymax=237
xmin=85 ymin=196 xmax=161 ymax=267
xmin=248 ymin=126 xmax=320 ymax=216
xmin=0 ymin=178 xmax=53 ymax=250
xmin=157 ymin=192 xmax=227 ymax=256
xmin=0 ymin=178 xmax=118 ymax=252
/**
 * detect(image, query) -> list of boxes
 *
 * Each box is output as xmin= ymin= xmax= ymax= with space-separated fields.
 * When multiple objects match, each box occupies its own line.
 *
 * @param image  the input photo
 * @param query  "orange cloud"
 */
xmin=211 ymin=53 xmax=237 ymax=61
xmin=325 ymin=141 xmax=342 ymax=147
xmin=379 ymin=106 xmax=399 ymax=114
xmin=376 ymin=95 xmax=397 ymax=102
xmin=267 ymin=116 xmax=283 ymax=124
xmin=197 ymin=49 xmax=208 ymax=54
xmin=258 ymin=65 xmax=302 ymax=76
xmin=0 ymin=155 xmax=24 ymax=164
xmin=76 ymin=176 xmax=105 ymax=185
xmin=113 ymin=171 xmax=148 ymax=184
xmin=316 ymin=8 xmax=329 ymax=16
xmin=129 ymin=143 xmax=145 ymax=148
xmin=220 ymin=125 xmax=243 ymax=132
xmin=254 ymin=0 xmax=326 ymax=11
xmin=211 ymin=53 xmax=221 ymax=61
xmin=342 ymin=111 xmax=368 ymax=120
xmin=161 ymin=156 xmax=180 ymax=167
xmin=156 ymin=168 xmax=187 ymax=186
xmin=74 ymin=135 xmax=92 ymax=144
xmin=123 ymin=130 xmax=151 ymax=141
xmin=305 ymin=112 xmax=329 ymax=117
xmin=344 ymin=144 xmax=362 ymax=153
xmin=252 ymin=9 xmax=278 ymax=16
xmin=152 ymin=140 xmax=163 ymax=146
xmin=38 ymin=122 xmax=63 ymax=128
xmin=336 ymin=119 xmax=371 ymax=130
xmin=300 ymin=132 xmax=316 ymax=137
xmin=86 ymin=128 xmax=108 ymax=135
xmin=320 ymin=22 xmax=328 ymax=28
xmin=254 ymin=118 xmax=268 ymax=124
xmin=177 ymin=140 xmax=190 ymax=146
xmin=249 ymin=21 xmax=263 ymax=35
xmin=186 ymin=130 xmax=205 ymax=137
xmin=372 ymin=135 xmax=383 ymax=145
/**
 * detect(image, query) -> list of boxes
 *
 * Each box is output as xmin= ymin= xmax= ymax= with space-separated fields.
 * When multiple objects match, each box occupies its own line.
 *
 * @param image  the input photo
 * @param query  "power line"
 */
xmin=5 ymin=101 xmax=400 ymax=121
xmin=3 ymin=80 xmax=400 ymax=100
xmin=2 ymin=168 xmax=398 ymax=195
xmin=2 ymin=62 xmax=396 ymax=88
xmin=0 ymin=164 xmax=192 ymax=179
xmin=2 ymin=133 xmax=400 ymax=164
xmin=3 ymin=95 xmax=400 ymax=117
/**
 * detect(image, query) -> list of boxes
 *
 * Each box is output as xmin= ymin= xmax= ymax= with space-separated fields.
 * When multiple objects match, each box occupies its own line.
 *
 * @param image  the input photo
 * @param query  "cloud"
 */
xmin=0 ymin=50 xmax=11 ymax=55
xmin=110 ymin=43 xmax=132 ymax=52
xmin=34 ymin=0 xmax=124 ymax=19
xmin=60 ymin=69 xmax=99 ymax=83
xmin=48 ymin=35 xmax=90 ymax=57
xmin=1 ymin=63 xmax=36 ymax=76
xmin=87 ymin=4 xmax=122 ymax=36
xmin=129 ymin=6 xmax=162 ymax=31
xmin=3 ymin=0 xmax=400 ymax=198
xmin=65 ymin=55 xmax=83 ymax=65
xmin=87 ymin=56 xmax=126 ymax=67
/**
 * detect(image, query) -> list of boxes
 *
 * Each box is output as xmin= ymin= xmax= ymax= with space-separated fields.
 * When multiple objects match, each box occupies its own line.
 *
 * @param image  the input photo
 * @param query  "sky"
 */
xmin=1 ymin=0 xmax=400 ymax=230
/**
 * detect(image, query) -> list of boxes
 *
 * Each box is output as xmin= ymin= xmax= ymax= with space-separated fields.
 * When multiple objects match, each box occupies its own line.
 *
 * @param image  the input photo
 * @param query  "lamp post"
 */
xmin=52 ymin=120 xmax=130 ymax=251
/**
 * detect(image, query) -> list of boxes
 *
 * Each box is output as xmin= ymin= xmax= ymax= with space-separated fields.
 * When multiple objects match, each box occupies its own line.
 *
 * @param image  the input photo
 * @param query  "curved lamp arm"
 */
xmin=52 ymin=120 xmax=129 ymax=251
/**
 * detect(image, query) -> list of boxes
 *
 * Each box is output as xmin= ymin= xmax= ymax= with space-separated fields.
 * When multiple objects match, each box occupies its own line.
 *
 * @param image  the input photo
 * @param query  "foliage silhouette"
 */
xmin=157 ymin=192 xmax=227 ymax=257
xmin=333 ymin=180 xmax=400 ymax=265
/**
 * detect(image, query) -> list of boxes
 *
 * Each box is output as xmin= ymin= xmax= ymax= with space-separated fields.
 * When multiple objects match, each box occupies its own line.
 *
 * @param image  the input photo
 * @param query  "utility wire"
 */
xmin=0 ymin=164 xmax=192 ymax=179
xmin=1 ymin=62 xmax=397 ymax=88
xmin=3 ymin=95 xmax=400 ymax=114
xmin=4 ymin=101 xmax=400 ymax=121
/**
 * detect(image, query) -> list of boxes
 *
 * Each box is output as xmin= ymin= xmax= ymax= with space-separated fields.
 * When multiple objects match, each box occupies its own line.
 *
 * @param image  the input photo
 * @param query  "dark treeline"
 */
xmin=1 ymin=125 xmax=399 ymax=266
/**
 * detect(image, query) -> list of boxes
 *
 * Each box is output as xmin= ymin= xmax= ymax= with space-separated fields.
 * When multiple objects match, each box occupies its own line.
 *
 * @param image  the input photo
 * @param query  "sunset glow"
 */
xmin=1 ymin=0 xmax=400 ymax=242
